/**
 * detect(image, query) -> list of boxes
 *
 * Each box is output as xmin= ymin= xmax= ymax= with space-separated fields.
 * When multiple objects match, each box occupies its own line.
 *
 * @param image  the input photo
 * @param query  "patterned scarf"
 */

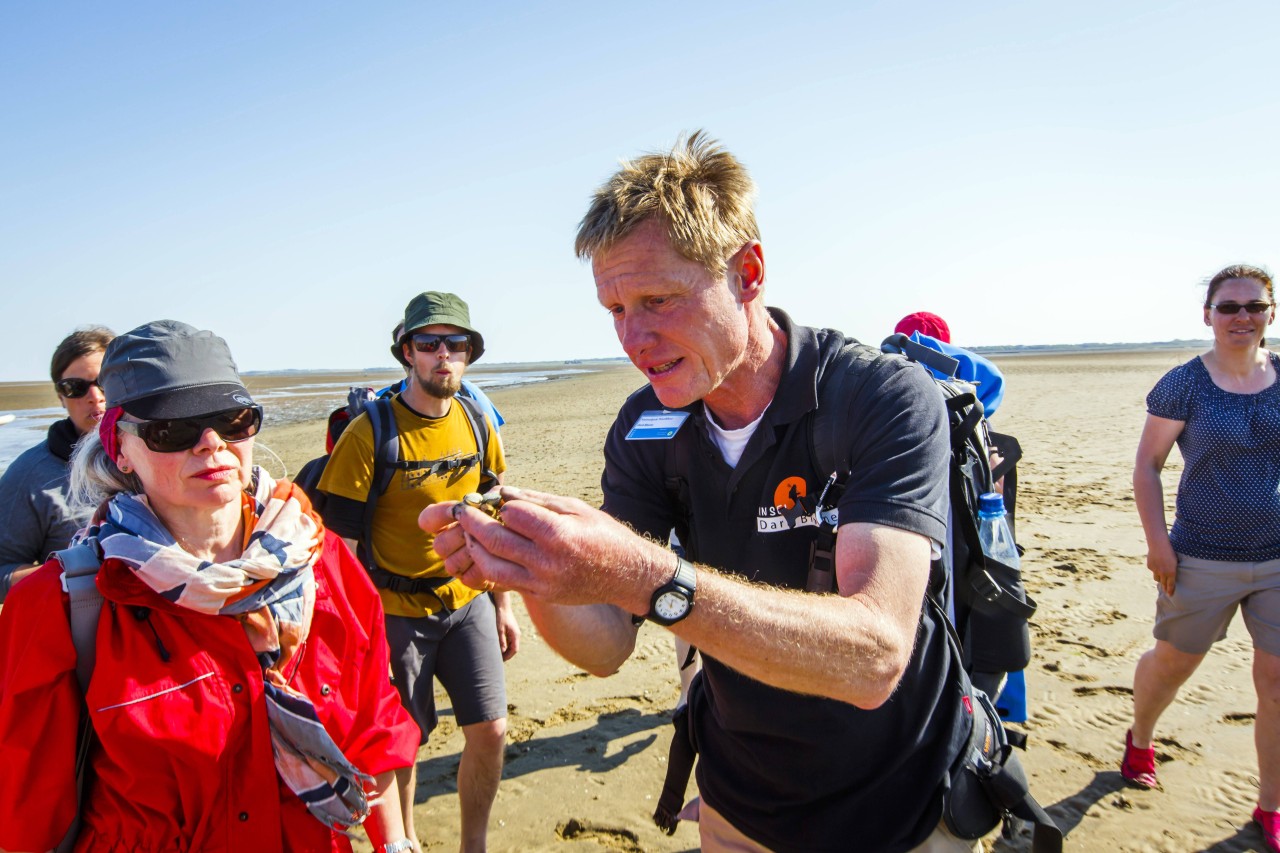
xmin=96 ymin=469 xmax=373 ymax=831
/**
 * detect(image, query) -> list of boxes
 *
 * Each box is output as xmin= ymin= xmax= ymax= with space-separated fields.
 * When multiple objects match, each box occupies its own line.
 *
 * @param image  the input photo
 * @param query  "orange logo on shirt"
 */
xmin=774 ymin=476 xmax=807 ymax=510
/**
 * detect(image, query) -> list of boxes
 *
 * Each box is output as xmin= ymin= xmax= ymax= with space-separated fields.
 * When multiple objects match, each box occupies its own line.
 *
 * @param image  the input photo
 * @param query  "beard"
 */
xmin=415 ymin=369 xmax=462 ymax=400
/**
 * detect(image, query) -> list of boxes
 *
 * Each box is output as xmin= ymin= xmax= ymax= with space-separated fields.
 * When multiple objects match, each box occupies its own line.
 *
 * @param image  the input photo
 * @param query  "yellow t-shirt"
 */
xmin=318 ymin=395 xmax=505 ymax=617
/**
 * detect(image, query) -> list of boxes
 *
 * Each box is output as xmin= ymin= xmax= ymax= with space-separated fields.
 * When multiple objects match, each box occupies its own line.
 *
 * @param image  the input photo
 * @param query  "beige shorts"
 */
xmin=1154 ymin=554 xmax=1280 ymax=656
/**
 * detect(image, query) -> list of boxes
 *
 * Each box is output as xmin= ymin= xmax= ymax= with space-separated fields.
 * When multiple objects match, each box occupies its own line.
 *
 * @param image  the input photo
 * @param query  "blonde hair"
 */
xmin=68 ymin=428 xmax=142 ymax=513
xmin=575 ymin=130 xmax=760 ymax=275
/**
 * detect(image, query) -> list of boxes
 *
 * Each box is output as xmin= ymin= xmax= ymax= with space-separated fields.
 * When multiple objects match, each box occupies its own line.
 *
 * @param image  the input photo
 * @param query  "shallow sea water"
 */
xmin=0 ymin=364 xmax=594 ymax=471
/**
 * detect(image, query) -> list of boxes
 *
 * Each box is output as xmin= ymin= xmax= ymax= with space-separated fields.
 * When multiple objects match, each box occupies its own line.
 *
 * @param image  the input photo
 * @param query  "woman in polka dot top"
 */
xmin=1121 ymin=264 xmax=1280 ymax=850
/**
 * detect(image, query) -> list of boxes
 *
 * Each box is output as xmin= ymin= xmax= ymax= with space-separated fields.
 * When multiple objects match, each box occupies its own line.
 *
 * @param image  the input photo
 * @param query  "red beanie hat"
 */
xmin=894 ymin=311 xmax=951 ymax=343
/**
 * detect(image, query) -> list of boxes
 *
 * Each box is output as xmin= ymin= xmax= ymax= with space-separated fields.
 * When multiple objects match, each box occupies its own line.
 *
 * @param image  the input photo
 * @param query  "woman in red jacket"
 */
xmin=0 ymin=320 xmax=419 ymax=853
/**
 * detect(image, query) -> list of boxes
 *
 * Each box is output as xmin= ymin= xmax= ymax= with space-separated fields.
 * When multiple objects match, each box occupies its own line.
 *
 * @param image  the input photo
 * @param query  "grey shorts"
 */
xmin=1154 ymin=553 xmax=1280 ymax=656
xmin=385 ymin=593 xmax=507 ymax=745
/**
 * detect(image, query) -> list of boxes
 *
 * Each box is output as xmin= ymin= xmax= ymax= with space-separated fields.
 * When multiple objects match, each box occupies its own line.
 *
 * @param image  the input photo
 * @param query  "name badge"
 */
xmin=626 ymin=410 xmax=690 ymax=441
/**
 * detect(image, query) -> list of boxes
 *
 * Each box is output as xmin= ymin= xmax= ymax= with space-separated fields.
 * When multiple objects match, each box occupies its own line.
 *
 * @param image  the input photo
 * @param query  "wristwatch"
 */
xmin=644 ymin=557 xmax=697 ymax=626
xmin=381 ymin=840 xmax=414 ymax=853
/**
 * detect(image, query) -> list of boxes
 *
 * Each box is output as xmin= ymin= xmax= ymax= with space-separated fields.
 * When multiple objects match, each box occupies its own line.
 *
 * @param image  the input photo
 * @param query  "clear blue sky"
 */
xmin=3 ymin=0 xmax=1277 ymax=381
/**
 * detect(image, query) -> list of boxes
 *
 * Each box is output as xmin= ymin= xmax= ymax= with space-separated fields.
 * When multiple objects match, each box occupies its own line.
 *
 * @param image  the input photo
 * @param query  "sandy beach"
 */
xmin=246 ymin=346 xmax=1271 ymax=853
xmin=6 ymin=348 xmax=1263 ymax=851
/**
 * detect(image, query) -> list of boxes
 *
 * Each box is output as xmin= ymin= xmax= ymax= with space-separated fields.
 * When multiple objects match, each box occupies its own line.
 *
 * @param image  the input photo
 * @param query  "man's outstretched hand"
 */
xmin=421 ymin=486 xmax=668 ymax=614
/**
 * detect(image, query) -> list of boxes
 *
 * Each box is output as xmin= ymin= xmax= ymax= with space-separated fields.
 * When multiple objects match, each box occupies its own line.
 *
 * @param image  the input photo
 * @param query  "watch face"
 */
xmin=654 ymin=590 xmax=690 ymax=622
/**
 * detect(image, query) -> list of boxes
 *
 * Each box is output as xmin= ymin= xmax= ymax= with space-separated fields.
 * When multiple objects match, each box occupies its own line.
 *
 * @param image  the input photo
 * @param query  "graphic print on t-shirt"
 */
xmin=758 ymin=474 xmax=827 ymax=532
xmin=400 ymin=450 xmax=480 ymax=490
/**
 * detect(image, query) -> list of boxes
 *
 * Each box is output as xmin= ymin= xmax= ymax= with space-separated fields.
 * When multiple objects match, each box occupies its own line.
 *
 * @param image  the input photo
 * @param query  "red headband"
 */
xmin=99 ymin=406 xmax=124 ymax=464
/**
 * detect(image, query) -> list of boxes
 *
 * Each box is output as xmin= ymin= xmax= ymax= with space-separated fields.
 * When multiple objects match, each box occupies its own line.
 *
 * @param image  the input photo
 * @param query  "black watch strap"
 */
xmin=635 ymin=556 xmax=697 ymax=627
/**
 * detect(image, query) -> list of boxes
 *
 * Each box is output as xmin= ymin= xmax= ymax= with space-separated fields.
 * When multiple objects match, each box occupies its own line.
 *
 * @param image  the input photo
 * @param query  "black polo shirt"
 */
xmin=601 ymin=308 xmax=961 ymax=852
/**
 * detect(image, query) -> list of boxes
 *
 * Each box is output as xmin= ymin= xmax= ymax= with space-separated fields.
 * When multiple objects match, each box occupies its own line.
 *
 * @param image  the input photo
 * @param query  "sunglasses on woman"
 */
xmin=411 ymin=333 xmax=471 ymax=354
xmin=1209 ymin=301 xmax=1273 ymax=315
xmin=55 ymin=377 xmax=102 ymax=399
xmin=117 ymin=406 xmax=263 ymax=453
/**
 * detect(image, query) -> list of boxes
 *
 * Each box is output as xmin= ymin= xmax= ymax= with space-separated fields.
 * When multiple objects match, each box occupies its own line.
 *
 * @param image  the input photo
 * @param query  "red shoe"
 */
xmin=1255 ymin=806 xmax=1280 ymax=852
xmin=1120 ymin=729 xmax=1158 ymax=789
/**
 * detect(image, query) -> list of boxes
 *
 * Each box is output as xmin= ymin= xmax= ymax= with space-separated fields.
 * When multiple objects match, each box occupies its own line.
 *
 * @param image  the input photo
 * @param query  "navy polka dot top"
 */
xmin=1147 ymin=352 xmax=1280 ymax=561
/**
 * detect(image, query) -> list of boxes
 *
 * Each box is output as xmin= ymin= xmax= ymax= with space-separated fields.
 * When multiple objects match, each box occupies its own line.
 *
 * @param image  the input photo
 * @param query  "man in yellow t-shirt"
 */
xmin=318 ymin=291 xmax=516 ymax=853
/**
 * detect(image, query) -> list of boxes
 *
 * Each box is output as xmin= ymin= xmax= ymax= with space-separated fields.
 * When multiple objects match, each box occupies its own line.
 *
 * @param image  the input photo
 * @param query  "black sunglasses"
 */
xmin=117 ymin=406 xmax=263 ymax=454
xmin=1210 ymin=301 xmax=1273 ymax=315
xmin=55 ymin=377 xmax=102 ymax=399
xmin=411 ymin=333 xmax=471 ymax=354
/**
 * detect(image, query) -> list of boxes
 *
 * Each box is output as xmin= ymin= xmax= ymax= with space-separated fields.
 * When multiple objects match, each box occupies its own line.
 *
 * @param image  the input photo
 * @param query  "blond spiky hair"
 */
xmin=575 ymin=130 xmax=760 ymax=275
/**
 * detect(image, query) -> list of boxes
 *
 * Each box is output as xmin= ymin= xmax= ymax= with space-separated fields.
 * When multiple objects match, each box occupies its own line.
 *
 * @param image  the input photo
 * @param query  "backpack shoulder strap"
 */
xmin=805 ymin=339 xmax=883 ymax=593
xmin=53 ymin=538 xmax=102 ymax=853
xmin=454 ymin=394 xmax=499 ymax=492
xmin=366 ymin=396 xmax=401 ymax=497
xmin=57 ymin=540 xmax=104 ymax=694
xmin=293 ymin=455 xmax=327 ymax=502
xmin=810 ymin=339 xmax=883 ymax=481
xmin=356 ymin=397 xmax=400 ymax=570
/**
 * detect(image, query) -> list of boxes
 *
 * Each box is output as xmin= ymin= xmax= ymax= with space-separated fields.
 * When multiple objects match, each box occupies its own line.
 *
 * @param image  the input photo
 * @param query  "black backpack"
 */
xmin=651 ymin=333 xmax=1061 ymax=850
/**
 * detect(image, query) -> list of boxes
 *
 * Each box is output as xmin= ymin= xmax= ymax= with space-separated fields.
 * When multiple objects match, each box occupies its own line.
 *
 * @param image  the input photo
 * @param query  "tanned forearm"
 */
xmin=667 ymin=568 xmax=917 ymax=708
xmin=1133 ymin=463 xmax=1171 ymax=549
xmin=527 ymin=524 xmax=926 ymax=708
xmin=522 ymin=599 xmax=638 ymax=676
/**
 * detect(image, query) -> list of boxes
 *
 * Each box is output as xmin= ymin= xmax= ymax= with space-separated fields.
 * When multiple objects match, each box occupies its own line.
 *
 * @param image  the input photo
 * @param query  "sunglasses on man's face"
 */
xmin=411 ymin=333 xmax=471 ymax=354
xmin=1210 ymin=301 xmax=1273 ymax=315
xmin=55 ymin=377 xmax=102 ymax=399
xmin=117 ymin=406 xmax=263 ymax=454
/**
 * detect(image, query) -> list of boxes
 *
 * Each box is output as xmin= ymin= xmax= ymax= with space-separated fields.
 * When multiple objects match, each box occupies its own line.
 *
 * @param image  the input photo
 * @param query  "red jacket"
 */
xmin=0 ymin=532 xmax=418 ymax=852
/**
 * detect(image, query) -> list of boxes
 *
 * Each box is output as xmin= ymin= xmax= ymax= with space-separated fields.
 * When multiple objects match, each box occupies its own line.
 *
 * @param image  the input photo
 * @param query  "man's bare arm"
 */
xmin=424 ymin=489 xmax=930 ymax=708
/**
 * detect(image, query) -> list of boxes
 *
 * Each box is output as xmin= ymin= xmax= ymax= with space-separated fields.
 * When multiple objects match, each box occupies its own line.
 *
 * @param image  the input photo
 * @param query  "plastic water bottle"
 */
xmin=976 ymin=492 xmax=1019 ymax=569
xmin=975 ymin=491 xmax=1028 ymax=722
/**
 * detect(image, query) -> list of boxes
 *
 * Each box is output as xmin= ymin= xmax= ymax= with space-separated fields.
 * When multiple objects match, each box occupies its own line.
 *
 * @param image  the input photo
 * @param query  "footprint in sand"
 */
xmin=555 ymin=818 xmax=644 ymax=852
xmin=1072 ymin=685 xmax=1133 ymax=698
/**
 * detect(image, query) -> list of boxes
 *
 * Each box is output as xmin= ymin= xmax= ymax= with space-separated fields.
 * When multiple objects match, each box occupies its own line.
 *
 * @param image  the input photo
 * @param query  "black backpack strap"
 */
xmin=988 ymin=431 xmax=1023 ymax=540
xmin=366 ymin=568 xmax=456 ymax=595
xmin=358 ymin=397 xmax=400 ymax=572
xmin=454 ymin=394 xmax=499 ymax=493
xmin=293 ymin=455 xmax=328 ymax=506
xmin=653 ymin=699 xmax=697 ymax=834
xmin=806 ymin=339 xmax=880 ymax=593
xmin=809 ymin=340 xmax=861 ymax=481
xmin=658 ymin=409 xmax=699 ymax=557
xmin=881 ymin=332 xmax=961 ymax=378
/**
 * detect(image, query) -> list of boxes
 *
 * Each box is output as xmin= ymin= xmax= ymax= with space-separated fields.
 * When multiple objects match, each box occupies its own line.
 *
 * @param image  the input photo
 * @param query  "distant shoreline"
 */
xmin=0 ymin=362 xmax=613 ymax=471
xmin=972 ymin=339 xmax=1210 ymax=357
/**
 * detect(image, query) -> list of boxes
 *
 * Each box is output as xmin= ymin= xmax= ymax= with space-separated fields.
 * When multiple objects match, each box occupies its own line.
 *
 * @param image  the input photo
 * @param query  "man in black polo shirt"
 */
xmin=425 ymin=132 xmax=970 ymax=852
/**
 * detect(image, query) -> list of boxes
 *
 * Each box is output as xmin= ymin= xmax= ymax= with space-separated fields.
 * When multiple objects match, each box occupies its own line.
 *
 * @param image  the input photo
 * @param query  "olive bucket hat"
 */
xmin=391 ymin=291 xmax=485 ymax=365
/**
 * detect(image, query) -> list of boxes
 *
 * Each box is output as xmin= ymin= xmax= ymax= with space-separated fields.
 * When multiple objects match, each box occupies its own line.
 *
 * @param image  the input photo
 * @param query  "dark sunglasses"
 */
xmin=411 ymin=333 xmax=471 ymax=354
xmin=55 ymin=377 xmax=102 ymax=399
xmin=117 ymin=406 xmax=263 ymax=453
xmin=1210 ymin=301 xmax=1273 ymax=315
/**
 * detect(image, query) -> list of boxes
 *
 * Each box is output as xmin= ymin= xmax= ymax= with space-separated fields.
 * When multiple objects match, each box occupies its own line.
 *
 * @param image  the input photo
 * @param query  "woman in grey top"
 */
xmin=0 ymin=326 xmax=114 ymax=601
